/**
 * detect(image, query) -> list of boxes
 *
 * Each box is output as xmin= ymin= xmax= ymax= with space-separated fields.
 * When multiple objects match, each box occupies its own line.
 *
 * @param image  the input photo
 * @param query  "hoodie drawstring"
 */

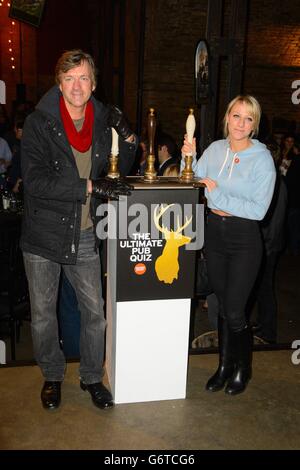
xmin=228 ymin=152 xmax=237 ymax=179
xmin=218 ymin=147 xmax=237 ymax=179
xmin=218 ymin=148 xmax=229 ymax=177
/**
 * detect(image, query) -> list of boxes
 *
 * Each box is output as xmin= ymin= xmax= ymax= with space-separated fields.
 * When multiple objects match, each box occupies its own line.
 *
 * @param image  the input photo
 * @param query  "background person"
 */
xmin=162 ymin=162 xmax=180 ymax=177
xmin=156 ymin=132 xmax=179 ymax=176
xmin=6 ymin=113 xmax=28 ymax=194
xmin=250 ymin=171 xmax=287 ymax=343
xmin=279 ymin=134 xmax=295 ymax=176
xmin=0 ymin=136 xmax=12 ymax=175
xmin=285 ymin=141 xmax=300 ymax=255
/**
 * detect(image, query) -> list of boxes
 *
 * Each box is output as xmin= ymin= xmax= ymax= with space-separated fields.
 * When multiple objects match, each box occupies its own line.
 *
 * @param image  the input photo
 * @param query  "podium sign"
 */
xmin=116 ymin=188 xmax=202 ymax=301
xmin=106 ymin=182 xmax=204 ymax=404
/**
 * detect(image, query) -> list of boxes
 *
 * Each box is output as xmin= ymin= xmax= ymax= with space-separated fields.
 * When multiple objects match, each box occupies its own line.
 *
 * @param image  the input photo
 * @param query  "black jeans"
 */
xmin=206 ymin=212 xmax=262 ymax=332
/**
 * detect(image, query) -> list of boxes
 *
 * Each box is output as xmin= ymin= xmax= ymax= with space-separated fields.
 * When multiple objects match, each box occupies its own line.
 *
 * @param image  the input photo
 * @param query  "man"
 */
xmin=156 ymin=133 xmax=179 ymax=176
xmin=21 ymin=49 xmax=136 ymax=410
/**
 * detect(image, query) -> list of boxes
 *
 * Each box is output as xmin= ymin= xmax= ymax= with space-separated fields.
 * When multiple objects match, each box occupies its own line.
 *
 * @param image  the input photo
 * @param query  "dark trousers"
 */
xmin=255 ymin=251 xmax=279 ymax=342
xmin=287 ymin=207 xmax=300 ymax=254
xmin=58 ymin=272 xmax=81 ymax=358
xmin=206 ymin=212 xmax=262 ymax=331
xmin=23 ymin=228 xmax=106 ymax=384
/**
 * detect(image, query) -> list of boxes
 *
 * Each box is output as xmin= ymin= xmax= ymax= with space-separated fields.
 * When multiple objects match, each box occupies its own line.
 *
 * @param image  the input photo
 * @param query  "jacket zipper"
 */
xmin=71 ymin=204 xmax=77 ymax=253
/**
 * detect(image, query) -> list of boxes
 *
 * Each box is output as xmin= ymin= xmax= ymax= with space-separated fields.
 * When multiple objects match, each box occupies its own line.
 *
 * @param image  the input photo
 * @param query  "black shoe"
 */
xmin=80 ymin=381 xmax=114 ymax=409
xmin=41 ymin=381 xmax=62 ymax=410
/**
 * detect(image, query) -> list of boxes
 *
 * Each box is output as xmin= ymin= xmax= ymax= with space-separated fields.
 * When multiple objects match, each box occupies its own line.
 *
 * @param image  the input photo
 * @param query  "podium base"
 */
xmin=106 ymin=298 xmax=191 ymax=404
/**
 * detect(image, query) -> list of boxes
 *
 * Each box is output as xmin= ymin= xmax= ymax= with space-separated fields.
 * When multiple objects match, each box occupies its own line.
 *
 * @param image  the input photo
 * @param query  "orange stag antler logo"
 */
xmin=154 ymin=204 xmax=192 ymax=284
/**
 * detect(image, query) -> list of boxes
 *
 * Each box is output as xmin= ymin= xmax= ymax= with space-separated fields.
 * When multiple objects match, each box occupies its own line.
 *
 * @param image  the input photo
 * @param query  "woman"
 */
xmin=182 ymin=95 xmax=276 ymax=394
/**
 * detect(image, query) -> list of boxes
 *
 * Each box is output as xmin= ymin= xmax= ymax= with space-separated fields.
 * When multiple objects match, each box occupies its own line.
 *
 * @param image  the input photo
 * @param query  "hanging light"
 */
xmin=8 ymin=16 xmax=17 ymax=73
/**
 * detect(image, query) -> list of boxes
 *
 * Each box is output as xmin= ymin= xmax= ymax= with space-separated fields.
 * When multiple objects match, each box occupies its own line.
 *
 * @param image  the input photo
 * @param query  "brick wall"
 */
xmin=142 ymin=0 xmax=208 ymax=144
xmin=244 ymin=0 xmax=300 ymax=132
xmin=122 ymin=1 xmax=142 ymax=130
xmin=140 ymin=0 xmax=300 ymax=141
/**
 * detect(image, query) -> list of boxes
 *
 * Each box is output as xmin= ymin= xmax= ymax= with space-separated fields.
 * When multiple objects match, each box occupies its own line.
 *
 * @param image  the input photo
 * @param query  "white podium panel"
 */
xmin=106 ymin=297 xmax=191 ymax=404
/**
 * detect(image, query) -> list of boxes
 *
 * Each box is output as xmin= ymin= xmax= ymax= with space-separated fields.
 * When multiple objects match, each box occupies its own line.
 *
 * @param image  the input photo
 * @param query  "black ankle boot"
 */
xmin=225 ymin=326 xmax=252 ymax=395
xmin=206 ymin=317 xmax=234 ymax=392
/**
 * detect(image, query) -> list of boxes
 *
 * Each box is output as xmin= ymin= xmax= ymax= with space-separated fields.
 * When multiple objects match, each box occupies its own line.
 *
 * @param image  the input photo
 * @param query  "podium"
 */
xmin=105 ymin=178 xmax=204 ymax=404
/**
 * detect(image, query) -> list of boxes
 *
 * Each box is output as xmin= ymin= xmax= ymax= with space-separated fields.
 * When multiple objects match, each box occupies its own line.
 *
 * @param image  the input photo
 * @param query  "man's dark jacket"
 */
xmin=21 ymin=86 xmax=136 ymax=264
xmin=157 ymin=156 xmax=179 ymax=176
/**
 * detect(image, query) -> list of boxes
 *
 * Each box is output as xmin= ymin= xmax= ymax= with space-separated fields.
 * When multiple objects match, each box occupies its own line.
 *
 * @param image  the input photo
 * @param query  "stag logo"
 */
xmin=153 ymin=204 xmax=192 ymax=284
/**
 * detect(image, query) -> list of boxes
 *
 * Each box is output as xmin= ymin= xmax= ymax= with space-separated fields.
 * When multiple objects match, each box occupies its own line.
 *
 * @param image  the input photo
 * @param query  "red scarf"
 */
xmin=59 ymin=96 xmax=94 ymax=152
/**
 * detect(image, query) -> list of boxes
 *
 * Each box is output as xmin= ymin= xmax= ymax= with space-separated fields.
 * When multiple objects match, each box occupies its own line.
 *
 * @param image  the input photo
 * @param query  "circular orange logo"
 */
xmin=134 ymin=263 xmax=146 ymax=275
xmin=234 ymin=157 xmax=240 ymax=164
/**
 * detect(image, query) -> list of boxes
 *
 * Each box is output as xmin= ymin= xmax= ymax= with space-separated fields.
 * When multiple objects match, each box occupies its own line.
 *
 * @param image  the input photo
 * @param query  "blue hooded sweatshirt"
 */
xmin=188 ymin=139 xmax=276 ymax=221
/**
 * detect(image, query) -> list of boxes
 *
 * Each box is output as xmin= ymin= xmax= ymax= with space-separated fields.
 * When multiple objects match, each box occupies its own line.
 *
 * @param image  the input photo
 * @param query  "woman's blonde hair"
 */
xmin=163 ymin=163 xmax=180 ymax=177
xmin=223 ymin=95 xmax=261 ymax=138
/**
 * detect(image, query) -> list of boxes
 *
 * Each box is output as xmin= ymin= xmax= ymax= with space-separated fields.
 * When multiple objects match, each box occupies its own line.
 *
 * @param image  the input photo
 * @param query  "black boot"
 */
xmin=206 ymin=317 xmax=234 ymax=392
xmin=225 ymin=326 xmax=252 ymax=395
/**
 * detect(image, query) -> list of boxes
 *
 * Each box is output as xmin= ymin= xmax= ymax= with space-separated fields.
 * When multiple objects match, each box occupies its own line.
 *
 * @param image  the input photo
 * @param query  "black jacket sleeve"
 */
xmin=117 ymin=134 xmax=138 ymax=177
xmin=261 ymin=174 xmax=288 ymax=254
